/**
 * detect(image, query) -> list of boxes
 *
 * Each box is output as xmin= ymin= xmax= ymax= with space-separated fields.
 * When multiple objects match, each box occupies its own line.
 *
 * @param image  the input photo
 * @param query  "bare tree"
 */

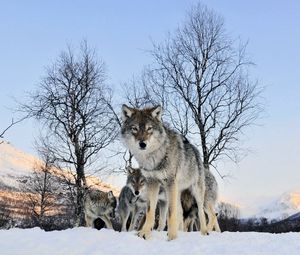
xmin=137 ymin=3 xmax=263 ymax=170
xmin=217 ymin=201 xmax=240 ymax=219
xmin=21 ymin=152 xmax=59 ymax=228
xmin=21 ymin=41 xmax=118 ymax=226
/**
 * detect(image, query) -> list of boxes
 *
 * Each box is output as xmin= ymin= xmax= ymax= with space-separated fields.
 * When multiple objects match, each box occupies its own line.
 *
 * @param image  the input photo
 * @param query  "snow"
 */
xmin=0 ymin=228 xmax=299 ymax=255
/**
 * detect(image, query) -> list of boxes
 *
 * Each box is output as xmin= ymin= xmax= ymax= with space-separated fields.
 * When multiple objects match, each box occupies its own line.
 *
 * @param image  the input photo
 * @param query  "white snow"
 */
xmin=0 ymin=228 xmax=299 ymax=255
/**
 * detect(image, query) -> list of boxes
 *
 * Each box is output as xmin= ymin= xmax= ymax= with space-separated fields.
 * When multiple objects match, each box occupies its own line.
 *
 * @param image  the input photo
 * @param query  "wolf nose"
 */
xmin=135 ymin=191 xmax=140 ymax=196
xmin=139 ymin=141 xmax=147 ymax=149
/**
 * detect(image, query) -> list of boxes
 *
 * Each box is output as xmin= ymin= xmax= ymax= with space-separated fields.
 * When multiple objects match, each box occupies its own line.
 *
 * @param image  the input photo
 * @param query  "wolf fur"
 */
xmin=84 ymin=189 xmax=116 ymax=229
xmin=181 ymin=168 xmax=221 ymax=232
xmin=121 ymin=105 xmax=207 ymax=240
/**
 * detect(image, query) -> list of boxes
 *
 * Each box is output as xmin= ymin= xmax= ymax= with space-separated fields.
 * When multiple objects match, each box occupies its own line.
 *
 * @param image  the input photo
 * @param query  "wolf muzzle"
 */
xmin=139 ymin=141 xmax=147 ymax=150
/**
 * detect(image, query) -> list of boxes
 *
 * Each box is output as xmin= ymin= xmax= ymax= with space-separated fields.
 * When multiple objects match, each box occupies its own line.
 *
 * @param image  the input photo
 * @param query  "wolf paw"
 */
xmin=167 ymin=231 xmax=178 ymax=241
xmin=137 ymin=229 xmax=151 ymax=240
xmin=200 ymin=229 xmax=208 ymax=236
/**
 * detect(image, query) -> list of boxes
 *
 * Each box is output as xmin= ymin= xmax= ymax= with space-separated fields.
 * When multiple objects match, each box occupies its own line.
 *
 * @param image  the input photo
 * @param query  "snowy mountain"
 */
xmin=287 ymin=212 xmax=300 ymax=221
xmin=256 ymin=190 xmax=300 ymax=220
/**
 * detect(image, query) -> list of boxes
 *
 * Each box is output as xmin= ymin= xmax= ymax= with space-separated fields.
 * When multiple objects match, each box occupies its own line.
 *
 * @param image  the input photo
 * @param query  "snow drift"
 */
xmin=0 ymin=228 xmax=299 ymax=255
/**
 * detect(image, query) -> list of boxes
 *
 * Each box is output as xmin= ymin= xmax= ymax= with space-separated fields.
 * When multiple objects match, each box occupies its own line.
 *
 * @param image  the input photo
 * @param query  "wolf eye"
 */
xmin=147 ymin=126 xmax=153 ymax=132
xmin=140 ymin=181 xmax=145 ymax=186
xmin=131 ymin=126 xmax=138 ymax=133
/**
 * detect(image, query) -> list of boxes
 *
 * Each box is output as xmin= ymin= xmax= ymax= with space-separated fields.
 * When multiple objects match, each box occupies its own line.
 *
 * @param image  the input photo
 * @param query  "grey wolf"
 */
xmin=84 ymin=189 xmax=116 ymax=229
xmin=121 ymin=105 xmax=207 ymax=240
xmin=116 ymin=167 xmax=168 ymax=232
xmin=116 ymin=167 xmax=147 ymax=231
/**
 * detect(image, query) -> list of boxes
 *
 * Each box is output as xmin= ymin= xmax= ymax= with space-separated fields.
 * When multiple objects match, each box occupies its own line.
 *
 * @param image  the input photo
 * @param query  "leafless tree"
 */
xmin=217 ymin=201 xmax=240 ymax=219
xmin=21 ymin=152 xmax=59 ymax=228
xmin=21 ymin=41 xmax=118 ymax=226
xmin=133 ymin=3 xmax=263 ymax=171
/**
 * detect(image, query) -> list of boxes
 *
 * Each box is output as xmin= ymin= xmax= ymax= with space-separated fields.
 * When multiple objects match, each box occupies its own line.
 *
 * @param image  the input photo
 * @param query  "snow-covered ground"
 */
xmin=0 ymin=228 xmax=299 ymax=255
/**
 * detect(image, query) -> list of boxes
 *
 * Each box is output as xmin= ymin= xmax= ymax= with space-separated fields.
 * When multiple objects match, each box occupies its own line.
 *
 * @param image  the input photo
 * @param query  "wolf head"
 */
xmin=87 ymin=190 xmax=117 ymax=218
xmin=121 ymin=105 xmax=165 ymax=154
xmin=126 ymin=166 xmax=146 ymax=197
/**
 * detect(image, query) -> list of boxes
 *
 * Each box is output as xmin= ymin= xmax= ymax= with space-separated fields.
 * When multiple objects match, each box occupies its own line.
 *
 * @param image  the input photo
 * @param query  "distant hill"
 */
xmin=255 ymin=190 xmax=300 ymax=220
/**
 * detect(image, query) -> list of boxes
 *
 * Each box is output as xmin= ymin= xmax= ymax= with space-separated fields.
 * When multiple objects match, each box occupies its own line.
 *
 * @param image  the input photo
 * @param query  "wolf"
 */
xmin=116 ymin=167 xmax=147 ymax=231
xmin=121 ymin=105 xmax=207 ymax=240
xmin=181 ymin=168 xmax=221 ymax=232
xmin=84 ymin=189 xmax=117 ymax=229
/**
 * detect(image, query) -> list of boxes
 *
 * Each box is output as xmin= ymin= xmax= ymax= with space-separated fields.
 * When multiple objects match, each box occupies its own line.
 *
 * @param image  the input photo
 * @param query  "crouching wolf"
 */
xmin=121 ymin=105 xmax=207 ymax=240
xmin=84 ymin=189 xmax=117 ymax=229
xmin=116 ymin=167 xmax=147 ymax=231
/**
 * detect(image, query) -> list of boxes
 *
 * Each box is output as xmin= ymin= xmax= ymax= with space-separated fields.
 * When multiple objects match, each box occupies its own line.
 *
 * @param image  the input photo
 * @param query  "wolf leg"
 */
xmin=177 ymin=195 xmax=184 ymax=231
xmin=167 ymin=180 xmax=178 ymax=240
xmin=192 ymin=181 xmax=208 ymax=235
xmin=210 ymin=204 xmax=221 ymax=232
xmin=214 ymin=218 xmax=221 ymax=232
xmin=101 ymin=215 xmax=113 ymax=229
xmin=205 ymin=203 xmax=221 ymax=232
xmin=183 ymin=217 xmax=191 ymax=232
xmin=128 ymin=208 xmax=136 ymax=231
xmin=138 ymin=182 xmax=159 ymax=240
xmin=157 ymin=200 xmax=168 ymax=231
xmin=205 ymin=203 xmax=214 ymax=233
xmin=121 ymin=210 xmax=130 ymax=231
xmin=85 ymin=214 xmax=94 ymax=228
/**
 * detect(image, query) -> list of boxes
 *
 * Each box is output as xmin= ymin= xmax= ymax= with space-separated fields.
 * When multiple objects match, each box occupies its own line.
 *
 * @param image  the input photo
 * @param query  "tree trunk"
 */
xmin=75 ymin=164 xmax=86 ymax=227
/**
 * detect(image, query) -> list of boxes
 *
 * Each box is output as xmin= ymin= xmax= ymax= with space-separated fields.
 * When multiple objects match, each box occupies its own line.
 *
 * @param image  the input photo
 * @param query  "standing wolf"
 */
xmin=117 ymin=166 xmax=168 ymax=232
xmin=116 ymin=167 xmax=147 ymax=231
xmin=121 ymin=105 xmax=207 ymax=240
xmin=84 ymin=189 xmax=117 ymax=229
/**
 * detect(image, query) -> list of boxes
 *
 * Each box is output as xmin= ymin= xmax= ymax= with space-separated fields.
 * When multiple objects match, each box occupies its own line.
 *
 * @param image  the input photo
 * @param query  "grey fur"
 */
xmin=84 ymin=189 xmax=116 ymax=229
xmin=121 ymin=105 xmax=208 ymax=240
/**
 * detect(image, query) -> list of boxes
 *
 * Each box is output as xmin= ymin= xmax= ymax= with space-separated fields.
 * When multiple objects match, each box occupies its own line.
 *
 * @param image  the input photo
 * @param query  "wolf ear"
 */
xmin=151 ymin=106 xmax=163 ymax=122
xmin=122 ymin=104 xmax=134 ymax=121
xmin=107 ymin=191 xmax=114 ymax=199
xmin=125 ymin=166 xmax=134 ymax=175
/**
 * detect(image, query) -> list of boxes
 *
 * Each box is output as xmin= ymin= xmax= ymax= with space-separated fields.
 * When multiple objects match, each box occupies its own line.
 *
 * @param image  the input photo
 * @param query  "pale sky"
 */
xmin=0 ymin=0 xmax=299 ymax=213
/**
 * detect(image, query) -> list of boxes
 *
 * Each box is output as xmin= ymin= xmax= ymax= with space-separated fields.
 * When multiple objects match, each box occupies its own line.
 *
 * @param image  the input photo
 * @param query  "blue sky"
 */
xmin=0 ymin=1 xmax=299 ymax=211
